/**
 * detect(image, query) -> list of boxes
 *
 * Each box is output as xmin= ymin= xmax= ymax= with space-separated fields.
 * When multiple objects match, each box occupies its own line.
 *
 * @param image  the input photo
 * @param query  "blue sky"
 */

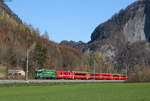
xmin=6 ymin=0 xmax=135 ymax=43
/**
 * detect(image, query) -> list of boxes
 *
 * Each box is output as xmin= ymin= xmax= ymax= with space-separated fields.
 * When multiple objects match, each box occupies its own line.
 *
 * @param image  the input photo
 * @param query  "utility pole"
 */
xmin=26 ymin=49 xmax=29 ymax=81
xmin=25 ymin=43 xmax=35 ymax=82
xmin=93 ymin=60 xmax=96 ymax=80
xmin=126 ymin=65 xmax=128 ymax=75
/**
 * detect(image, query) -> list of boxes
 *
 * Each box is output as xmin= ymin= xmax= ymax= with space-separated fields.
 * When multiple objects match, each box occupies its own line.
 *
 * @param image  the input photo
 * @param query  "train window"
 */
xmin=113 ymin=75 xmax=119 ymax=77
xmin=91 ymin=74 xmax=99 ymax=76
xmin=75 ymin=73 xmax=86 ymax=76
xmin=63 ymin=72 xmax=71 ymax=75
xmin=37 ymin=71 xmax=42 ymax=73
xmin=122 ymin=75 xmax=127 ymax=77
xmin=103 ymin=74 xmax=110 ymax=76
xmin=64 ymin=72 xmax=68 ymax=75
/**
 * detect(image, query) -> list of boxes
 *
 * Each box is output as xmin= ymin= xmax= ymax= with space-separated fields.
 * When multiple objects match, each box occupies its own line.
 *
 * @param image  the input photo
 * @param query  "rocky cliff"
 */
xmin=90 ymin=0 xmax=150 ymax=43
xmin=86 ymin=0 xmax=150 ymax=71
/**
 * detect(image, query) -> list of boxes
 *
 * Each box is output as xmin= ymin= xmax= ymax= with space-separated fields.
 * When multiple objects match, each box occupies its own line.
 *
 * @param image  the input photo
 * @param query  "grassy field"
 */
xmin=0 ymin=83 xmax=150 ymax=101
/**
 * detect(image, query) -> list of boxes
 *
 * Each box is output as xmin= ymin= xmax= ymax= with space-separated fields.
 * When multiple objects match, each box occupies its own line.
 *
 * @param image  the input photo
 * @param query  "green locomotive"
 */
xmin=34 ymin=69 xmax=56 ymax=79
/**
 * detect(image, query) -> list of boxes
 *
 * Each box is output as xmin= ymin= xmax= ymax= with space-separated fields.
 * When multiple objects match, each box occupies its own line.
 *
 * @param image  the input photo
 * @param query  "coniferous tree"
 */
xmin=33 ymin=42 xmax=48 ymax=68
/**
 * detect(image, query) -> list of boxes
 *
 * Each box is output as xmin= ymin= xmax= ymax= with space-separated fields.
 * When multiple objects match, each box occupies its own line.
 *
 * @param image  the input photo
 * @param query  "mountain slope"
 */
xmin=0 ymin=2 xmax=22 ymax=23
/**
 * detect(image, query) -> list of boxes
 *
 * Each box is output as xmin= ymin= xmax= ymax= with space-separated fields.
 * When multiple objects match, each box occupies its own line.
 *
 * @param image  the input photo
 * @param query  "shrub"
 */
xmin=128 ymin=68 xmax=150 ymax=82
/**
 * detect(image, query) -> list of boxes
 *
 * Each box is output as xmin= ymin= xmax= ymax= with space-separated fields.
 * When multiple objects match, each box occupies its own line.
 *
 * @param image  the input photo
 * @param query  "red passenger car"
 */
xmin=56 ymin=71 xmax=73 ymax=79
xmin=55 ymin=70 xmax=128 ymax=80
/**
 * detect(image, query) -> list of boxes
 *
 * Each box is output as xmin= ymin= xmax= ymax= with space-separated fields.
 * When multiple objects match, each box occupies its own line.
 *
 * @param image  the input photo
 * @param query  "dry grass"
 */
xmin=0 ymin=65 xmax=7 ymax=78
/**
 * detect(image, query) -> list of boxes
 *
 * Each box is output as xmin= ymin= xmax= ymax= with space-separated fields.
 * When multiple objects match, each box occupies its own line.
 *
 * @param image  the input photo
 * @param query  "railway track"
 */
xmin=0 ymin=80 xmax=125 ymax=84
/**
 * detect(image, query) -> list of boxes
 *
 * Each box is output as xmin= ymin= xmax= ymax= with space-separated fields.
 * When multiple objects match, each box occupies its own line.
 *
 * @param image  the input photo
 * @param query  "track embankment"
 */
xmin=0 ymin=80 xmax=125 ymax=84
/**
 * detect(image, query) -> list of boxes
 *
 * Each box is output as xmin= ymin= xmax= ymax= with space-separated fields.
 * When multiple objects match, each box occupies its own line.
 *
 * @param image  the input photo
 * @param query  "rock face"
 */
xmin=123 ymin=4 xmax=145 ymax=43
xmin=90 ymin=0 xmax=149 ymax=43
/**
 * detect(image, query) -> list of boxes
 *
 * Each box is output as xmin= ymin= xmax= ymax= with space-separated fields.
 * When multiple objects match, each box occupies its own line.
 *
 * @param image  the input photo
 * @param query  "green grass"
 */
xmin=0 ymin=83 xmax=150 ymax=101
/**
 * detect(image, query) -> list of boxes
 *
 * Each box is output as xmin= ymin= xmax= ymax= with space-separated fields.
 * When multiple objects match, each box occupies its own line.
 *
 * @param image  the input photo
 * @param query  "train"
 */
xmin=34 ymin=69 xmax=128 ymax=80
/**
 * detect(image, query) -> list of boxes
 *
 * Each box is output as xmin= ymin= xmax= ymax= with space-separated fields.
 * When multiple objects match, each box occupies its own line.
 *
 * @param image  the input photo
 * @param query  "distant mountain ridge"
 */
xmin=60 ymin=40 xmax=86 ymax=51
